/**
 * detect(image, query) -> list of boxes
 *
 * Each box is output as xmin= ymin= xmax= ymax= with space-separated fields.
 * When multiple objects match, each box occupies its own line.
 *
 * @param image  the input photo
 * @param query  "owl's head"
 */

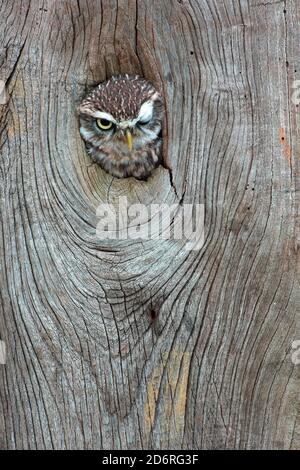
xmin=78 ymin=75 xmax=163 ymax=178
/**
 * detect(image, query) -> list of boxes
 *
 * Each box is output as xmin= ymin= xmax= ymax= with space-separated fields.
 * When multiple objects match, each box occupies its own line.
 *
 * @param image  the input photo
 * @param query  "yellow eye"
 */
xmin=97 ymin=118 xmax=113 ymax=130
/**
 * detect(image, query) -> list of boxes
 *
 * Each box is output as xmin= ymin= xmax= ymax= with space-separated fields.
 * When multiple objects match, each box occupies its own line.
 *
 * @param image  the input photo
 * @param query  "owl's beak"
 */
xmin=125 ymin=129 xmax=133 ymax=151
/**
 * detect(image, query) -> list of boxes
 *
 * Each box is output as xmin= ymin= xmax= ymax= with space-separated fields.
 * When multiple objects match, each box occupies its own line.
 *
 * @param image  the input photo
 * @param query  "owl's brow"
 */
xmin=81 ymin=99 xmax=156 ymax=127
xmin=91 ymin=111 xmax=117 ymax=124
xmin=119 ymin=103 xmax=153 ymax=128
xmin=137 ymin=100 xmax=154 ymax=123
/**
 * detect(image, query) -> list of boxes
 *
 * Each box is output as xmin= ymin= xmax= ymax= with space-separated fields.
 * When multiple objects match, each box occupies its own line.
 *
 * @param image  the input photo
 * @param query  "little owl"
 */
xmin=78 ymin=75 xmax=163 ymax=179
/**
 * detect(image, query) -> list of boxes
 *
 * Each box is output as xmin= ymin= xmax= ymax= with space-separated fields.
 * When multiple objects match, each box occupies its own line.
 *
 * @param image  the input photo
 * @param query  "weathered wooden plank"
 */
xmin=0 ymin=0 xmax=299 ymax=449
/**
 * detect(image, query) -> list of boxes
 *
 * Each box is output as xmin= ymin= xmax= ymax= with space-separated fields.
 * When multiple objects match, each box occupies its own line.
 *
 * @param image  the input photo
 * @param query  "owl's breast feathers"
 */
xmin=87 ymin=139 xmax=162 ymax=180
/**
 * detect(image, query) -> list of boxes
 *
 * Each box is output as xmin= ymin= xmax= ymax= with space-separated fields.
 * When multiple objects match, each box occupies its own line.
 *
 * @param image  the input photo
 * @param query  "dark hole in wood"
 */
xmin=150 ymin=310 xmax=157 ymax=322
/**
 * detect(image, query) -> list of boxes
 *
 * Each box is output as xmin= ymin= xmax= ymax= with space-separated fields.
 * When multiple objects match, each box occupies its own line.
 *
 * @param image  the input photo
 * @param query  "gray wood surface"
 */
xmin=0 ymin=0 xmax=299 ymax=450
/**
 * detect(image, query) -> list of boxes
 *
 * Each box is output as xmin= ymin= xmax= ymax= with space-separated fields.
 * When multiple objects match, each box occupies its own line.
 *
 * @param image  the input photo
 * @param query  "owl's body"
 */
xmin=78 ymin=75 xmax=163 ymax=179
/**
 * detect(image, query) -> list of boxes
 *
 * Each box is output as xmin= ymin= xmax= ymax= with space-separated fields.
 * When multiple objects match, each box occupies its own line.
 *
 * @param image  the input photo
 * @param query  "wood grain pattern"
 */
xmin=0 ymin=0 xmax=299 ymax=449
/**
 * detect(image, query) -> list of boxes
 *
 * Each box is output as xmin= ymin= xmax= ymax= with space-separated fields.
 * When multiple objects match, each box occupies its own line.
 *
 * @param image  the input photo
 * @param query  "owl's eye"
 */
xmin=138 ymin=117 xmax=151 ymax=125
xmin=97 ymin=118 xmax=114 ymax=130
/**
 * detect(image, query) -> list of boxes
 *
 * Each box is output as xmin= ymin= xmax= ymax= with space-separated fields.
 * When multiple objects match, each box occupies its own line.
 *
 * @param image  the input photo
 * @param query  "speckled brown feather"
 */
xmin=80 ymin=75 xmax=158 ymax=121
